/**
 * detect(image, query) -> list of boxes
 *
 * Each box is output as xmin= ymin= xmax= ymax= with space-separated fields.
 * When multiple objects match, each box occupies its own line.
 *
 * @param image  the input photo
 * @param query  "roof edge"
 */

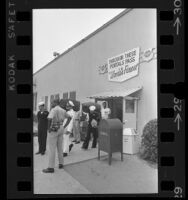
xmin=87 ymin=86 xmax=142 ymax=98
xmin=33 ymin=8 xmax=133 ymax=76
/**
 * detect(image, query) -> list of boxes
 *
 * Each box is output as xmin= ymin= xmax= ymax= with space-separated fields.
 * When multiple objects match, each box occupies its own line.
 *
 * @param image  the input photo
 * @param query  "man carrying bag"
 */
xmin=42 ymin=99 xmax=71 ymax=173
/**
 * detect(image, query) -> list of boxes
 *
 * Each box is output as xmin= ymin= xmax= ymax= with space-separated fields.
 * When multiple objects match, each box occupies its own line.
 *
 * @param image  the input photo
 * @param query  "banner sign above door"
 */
xmin=98 ymin=47 xmax=157 ymax=76
xmin=107 ymin=47 xmax=140 ymax=82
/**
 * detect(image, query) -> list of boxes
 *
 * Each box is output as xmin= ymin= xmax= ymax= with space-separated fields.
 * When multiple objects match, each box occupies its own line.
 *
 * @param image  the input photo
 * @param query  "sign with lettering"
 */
xmin=98 ymin=47 xmax=157 ymax=75
xmin=98 ymin=63 xmax=108 ymax=74
xmin=139 ymin=48 xmax=157 ymax=63
xmin=107 ymin=47 xmax=140 ymax=82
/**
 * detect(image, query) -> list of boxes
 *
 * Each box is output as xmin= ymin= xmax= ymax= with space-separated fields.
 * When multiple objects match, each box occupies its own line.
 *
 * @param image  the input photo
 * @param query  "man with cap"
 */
xmin=82 ymin=105 xmax=101 ymax=150
xmin=36 ymin=101 xmax=49 ymax=155
xmin=63 ymin=100 xmax=75 ymax=157
xmin=42 ymin=99 xmax=72 ymax=173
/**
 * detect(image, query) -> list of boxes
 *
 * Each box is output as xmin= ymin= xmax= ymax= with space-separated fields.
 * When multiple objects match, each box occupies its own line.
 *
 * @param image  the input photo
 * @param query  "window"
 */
xmin=55 ymin=94 xmax=60 ymax=100
xmin=63 ymin=92 xmax=68 ymax=99
xmin=45 ymin=96 xmax=48 ymax=110
xmin=50 ymin=95 xmax=55 ymax=109
xmin=125 ymin=99 xmax=135 ymax=113
xmin=33 ymin=92 xmax=37 ymax=111
xmin=69 ymin=91 xmax=76 ymax=100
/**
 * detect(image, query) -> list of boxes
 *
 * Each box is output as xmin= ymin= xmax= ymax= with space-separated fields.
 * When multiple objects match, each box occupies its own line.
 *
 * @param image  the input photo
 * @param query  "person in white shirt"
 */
xmin=101 ymin=101 xmax=111 ymax=119
xmin=42 ymin=99 xmax=71 ymax=173
xmin=63 ymin=100 xmax=75 ymax=157
xmin=72 ymin=110 xmax=81 ymax=144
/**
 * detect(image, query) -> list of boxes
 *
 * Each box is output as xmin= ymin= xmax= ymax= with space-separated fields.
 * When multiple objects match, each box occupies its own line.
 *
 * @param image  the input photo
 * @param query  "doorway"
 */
xmin=123 ymin=98 xmax=138 ymax=131
xmin=96 ymin=98 xmax=123 ymax=122
xmin=110 ymin=98 xmax=123 ymax=122
xmin=96 ymin=97 xmax=138 ymax=130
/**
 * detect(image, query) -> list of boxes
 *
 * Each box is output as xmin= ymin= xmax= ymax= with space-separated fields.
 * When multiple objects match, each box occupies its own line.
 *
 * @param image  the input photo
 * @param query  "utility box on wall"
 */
xmin=98 ymin=118 xmax=123 ymax=165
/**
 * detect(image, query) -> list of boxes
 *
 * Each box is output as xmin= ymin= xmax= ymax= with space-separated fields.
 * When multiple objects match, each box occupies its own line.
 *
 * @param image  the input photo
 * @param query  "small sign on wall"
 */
xmin=107 ymin=47 xmax=140 ymax=82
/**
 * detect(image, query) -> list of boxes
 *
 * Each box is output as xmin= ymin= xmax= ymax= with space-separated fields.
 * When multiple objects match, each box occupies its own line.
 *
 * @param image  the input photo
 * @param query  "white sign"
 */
xmin=107 ymin=47 xmax=140 ymax=82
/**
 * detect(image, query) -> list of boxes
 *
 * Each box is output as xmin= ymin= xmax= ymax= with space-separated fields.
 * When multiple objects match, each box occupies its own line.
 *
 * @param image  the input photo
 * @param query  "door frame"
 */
xmin=123 ymin=96 xmax=139 ymax=130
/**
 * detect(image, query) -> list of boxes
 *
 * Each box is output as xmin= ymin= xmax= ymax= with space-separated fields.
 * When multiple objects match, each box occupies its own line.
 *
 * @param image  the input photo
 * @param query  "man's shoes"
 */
xmin=63 ymin=153 xmax=68 ymax=157
xmin=72 ymin=140 xmax=76 ymax=142
xmin=42 ymin=168 xmax=54 ymax=173
xmin=35 ymin=151 xmax=41 ymax=155
xmin=59 ymin=164 xmax=64 ymax=169
xmin=69 ymin=144 xmax=73 ymax=152
xmin=41 ymin=152 xmax=45 ymax=155
xmin=75 ymin=141 xmax=80 ymax=144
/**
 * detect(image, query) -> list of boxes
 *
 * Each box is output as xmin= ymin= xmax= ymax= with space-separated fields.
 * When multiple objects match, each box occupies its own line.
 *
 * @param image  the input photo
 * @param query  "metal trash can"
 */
xmin=98 ymin=118 xmax=123 ymax=165
xmin=123 ymin=128 xmax=139 ymax=154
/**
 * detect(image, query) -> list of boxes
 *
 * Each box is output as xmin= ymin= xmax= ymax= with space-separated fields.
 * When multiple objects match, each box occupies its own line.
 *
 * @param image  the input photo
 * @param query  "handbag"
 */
xmin=91 ymin=119 xmax=97 ymax=128
xmin=50 ymin=123 xmax=60 ymax=132
xmin=50 ymin=109 xmax=61 ymax=132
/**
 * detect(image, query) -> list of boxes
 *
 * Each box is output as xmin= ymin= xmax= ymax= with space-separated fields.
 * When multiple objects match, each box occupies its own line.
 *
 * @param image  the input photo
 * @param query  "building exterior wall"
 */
xmin=33 ymin=9 xmax=157 ymax=139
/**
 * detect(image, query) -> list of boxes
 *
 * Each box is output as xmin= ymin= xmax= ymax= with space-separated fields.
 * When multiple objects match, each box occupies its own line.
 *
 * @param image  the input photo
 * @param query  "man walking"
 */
xmin=36 ymin=102 xmax=49 ymax=155
xmin=82 ymin=105 xmax=101 ymax=150
xmin=63 ymin=100 xmax=75 ymax=157
xmin=42 ymin=99 xmax=71 ymax=173
xmin=72 ymin=110 xmax=81 ymax=144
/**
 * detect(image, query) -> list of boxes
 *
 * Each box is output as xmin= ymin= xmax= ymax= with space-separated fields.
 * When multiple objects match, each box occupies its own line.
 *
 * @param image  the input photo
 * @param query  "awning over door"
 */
xmin=88 ymin=86 xmax=142 ymax=99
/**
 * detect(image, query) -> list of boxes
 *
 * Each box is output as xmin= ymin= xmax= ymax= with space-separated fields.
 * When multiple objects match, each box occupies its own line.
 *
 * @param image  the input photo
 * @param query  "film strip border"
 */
xmin=158 ymin=0 xmax=185 ymax=197
xmin=6 ymin=0 xmax=185 ymax=198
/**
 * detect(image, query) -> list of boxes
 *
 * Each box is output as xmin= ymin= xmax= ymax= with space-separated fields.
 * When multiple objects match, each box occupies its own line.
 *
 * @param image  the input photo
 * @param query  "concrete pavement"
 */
xmin=34 ymin=135 xmax=157 ymax=194
xmin=34 ymin=135 xmax=107 ymax=194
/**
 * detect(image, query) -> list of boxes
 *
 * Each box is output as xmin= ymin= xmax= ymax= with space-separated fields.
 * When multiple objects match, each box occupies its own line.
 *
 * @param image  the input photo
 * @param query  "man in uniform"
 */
xmin=82 ymin=105 xmax=101 ymax=150
xmin=42 ymin=99 xmax=71 ymax=173
xmin=36 ymin=101 xmax=49 ymax=155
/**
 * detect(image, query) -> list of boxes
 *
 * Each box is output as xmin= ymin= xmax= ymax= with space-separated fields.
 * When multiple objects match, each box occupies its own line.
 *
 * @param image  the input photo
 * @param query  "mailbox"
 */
xmin=98 ymin=118 xmax=123 ymax=165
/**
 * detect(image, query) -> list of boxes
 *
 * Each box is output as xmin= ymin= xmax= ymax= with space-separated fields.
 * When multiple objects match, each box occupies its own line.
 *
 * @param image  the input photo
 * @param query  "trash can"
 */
xmin=123 ymin=128 xmax=139 ymax=154
xmin=98 ymin=118 xmax=123 ymax=165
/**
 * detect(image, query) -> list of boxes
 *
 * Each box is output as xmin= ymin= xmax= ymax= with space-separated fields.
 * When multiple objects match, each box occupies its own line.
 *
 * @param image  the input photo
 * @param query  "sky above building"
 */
xmin=33 ymin=9 xmax=125 ymax=73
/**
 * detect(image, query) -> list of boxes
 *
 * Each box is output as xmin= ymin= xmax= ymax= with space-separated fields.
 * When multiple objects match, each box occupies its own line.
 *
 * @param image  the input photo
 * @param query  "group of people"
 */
xmin=36 ymin=99 xmax=111 ymax=173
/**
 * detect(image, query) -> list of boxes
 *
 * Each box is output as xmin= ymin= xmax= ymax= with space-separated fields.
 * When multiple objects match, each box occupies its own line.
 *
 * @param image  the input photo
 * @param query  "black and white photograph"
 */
xmin=33 ymin=8 xmax=158 ymax=194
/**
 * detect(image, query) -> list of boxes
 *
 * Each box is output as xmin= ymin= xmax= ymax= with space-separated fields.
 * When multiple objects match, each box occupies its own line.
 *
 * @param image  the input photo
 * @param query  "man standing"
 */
xmin=72 ymin=110 xmax=81 ymax=144
xmin=36 ymin=102 xmax=49 ymax=155
xmin=82 ymin=105 xmax=101 ymax=150
xmin=101 ymin=101 xmax=111 ymax=119
xmin=42 ymin=99 xmax=71 ymax=173
xmin=63 ymin=100 xmax=75 ymax=157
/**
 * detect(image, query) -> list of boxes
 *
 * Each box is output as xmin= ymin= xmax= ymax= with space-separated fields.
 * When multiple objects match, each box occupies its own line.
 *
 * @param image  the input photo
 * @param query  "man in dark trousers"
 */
xmin=82 ymin=105 xmax=101 ymax=150
xmin=36 ymin=101 xmax=49 ymax=155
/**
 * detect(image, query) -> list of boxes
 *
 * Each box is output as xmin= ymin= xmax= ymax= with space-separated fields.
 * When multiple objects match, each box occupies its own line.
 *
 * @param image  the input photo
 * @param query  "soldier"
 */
xmin=82 ymin=105 xmax=101 ymax=150
xmin=36 ymin=102 xmax=49 ymax=155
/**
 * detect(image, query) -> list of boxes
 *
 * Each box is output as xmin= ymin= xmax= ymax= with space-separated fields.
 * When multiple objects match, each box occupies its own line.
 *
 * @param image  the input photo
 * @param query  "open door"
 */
xmin=123 ymin=97 xmax=138 ymax=131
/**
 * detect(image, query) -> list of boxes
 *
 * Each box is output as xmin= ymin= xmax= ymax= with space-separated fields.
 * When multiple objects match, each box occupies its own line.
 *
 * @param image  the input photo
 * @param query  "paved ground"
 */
xmin=34 ymin=135 xmax=158 ymax=194
xmin=65 ymin=154 xmax=158 ymax=194
xmin=34 ymin=135 xmax=107 ymax=194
